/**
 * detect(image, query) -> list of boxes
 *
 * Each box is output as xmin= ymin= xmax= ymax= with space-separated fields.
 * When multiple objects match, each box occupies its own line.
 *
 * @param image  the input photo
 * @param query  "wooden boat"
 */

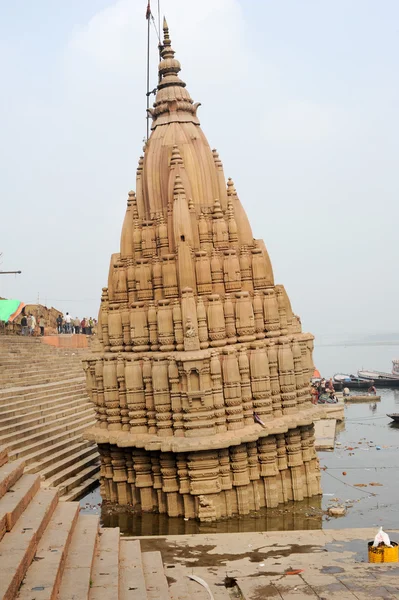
xmin=358 ymin=369 xmax=399 ymax=388
xmin=334 ymin=374 xmax=370 ymax=389
xmin=387 ymin=413 xmax=399 ymax=423
xmin=344 ymin=394 xmax=381 ymax=402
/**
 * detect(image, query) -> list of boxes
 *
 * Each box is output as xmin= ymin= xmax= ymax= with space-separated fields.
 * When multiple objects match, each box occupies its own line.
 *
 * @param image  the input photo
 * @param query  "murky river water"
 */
xmin=80 ymin=343 xmax=399 ymax=535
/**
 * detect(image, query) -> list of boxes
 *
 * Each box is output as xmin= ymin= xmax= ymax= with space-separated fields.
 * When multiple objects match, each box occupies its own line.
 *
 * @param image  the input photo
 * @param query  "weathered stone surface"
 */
xmin=84 ymin=18 xmax=322 ymax=521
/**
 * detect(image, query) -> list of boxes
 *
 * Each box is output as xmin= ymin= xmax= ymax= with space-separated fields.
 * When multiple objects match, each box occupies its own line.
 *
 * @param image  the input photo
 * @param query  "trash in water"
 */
xmin=376 ymin=446 xmax=381 ymax=450
xmin=285 ymin=569 xmax=304 ymax=575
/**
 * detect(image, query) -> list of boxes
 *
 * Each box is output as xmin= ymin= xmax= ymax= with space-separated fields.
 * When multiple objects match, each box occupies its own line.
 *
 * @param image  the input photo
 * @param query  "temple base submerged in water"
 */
xmin=83 ymin=19 xmax=322 ymax=521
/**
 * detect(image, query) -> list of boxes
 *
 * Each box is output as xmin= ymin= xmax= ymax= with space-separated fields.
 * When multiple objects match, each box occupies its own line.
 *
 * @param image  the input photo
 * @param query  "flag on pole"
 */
xmin=146 ymin=1 xmax=151 ymax=19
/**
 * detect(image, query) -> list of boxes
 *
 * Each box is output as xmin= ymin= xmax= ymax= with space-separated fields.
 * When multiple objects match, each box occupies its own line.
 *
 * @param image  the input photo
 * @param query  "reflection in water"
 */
xmin=100 ymin=496 xmax=323 ymax=536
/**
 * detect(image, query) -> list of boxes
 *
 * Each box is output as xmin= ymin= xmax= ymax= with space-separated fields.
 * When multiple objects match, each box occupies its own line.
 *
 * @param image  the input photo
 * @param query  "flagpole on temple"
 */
xmin=146 ymin=1 xmax=151 ymax=141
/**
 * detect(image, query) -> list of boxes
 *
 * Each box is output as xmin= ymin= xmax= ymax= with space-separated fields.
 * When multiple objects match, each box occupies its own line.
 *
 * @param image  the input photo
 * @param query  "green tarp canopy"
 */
xmin=0 ymin=299 xmax=25 ymax=323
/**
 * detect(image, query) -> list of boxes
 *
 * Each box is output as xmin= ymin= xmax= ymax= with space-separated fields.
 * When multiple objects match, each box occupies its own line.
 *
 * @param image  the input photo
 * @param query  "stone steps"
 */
xmin=49 ymin=460 xmax=101 ymax=497
xmin=57 ymin=514 xmax=99 ymax=600
xmin=0 ymin=488 xmax=59 ymax=600
xmin=89 ymin=528 xmax=120 ymax=599
xmin=8 ymin=421 xmax=95 ymax=462
xmin=0 ymin=379 xmax=85 ymax=401
xmin=0 ymin=406 xmax=95 ymax=445
xmin=17 ymin=502 xmax=80 ymax=600
xmin=0 ymin=396 xmax=92 ymax=428
xmin=0 ymin=473 xmax=41 ymax=541
xmin=0 ymin=389 xmax=89 ymax=418
xmin=0 ymin=336 xmax=98 ymax=501
xmin=39 ymin=445 xmax=99 ymax=483
xmin=25 ymin=439 xmax=94 ymax=475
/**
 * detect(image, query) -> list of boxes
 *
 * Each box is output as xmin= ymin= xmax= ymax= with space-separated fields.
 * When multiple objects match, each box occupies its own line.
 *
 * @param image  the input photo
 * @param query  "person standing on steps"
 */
xmin=28 ymin=313 xmax=36 ymax=336
xmin=56 ymin=314 xmax=63 ymax=334
xmin=74 ymin=317 xmax=80 ymax=334
xmin=39 ymin=315 xmax=45 ymax=336
xmin=21 ymin=314 xmax=28 ymax=336
xmin=64 ymin=312 xmax=72 ymax=334
xmin=81 ymin=317 xmax=86 ymax=335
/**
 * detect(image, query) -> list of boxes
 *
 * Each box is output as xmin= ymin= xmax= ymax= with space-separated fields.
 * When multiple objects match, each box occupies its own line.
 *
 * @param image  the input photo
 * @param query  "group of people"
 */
xmin=311 ymin=378 xmax=338 ymax=404
xmin=56 ymin=313 xmax=96 ymax=335
xmin=20 ymin=314 xmax=46 ymax=336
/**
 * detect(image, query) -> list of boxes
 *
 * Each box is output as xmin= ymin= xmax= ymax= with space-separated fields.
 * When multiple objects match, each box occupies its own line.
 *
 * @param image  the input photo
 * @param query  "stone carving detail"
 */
xmin=84 ymin=18 xmax=321 ymax=522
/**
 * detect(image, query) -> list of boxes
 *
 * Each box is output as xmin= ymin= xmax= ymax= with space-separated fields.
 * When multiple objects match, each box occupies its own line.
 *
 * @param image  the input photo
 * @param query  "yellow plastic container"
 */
xmin=368 ymin=541 xmax=398 ymax=563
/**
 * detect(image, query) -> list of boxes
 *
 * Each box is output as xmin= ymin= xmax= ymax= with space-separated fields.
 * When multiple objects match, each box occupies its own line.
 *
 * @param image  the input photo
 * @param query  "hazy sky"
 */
xmin=1 ymin=0 xmax=398 ymax=336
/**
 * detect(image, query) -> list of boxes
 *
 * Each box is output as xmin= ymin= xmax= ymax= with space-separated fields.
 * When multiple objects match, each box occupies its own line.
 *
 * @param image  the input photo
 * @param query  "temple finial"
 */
xmin=151 ymin=17 xmax=201 ymax=130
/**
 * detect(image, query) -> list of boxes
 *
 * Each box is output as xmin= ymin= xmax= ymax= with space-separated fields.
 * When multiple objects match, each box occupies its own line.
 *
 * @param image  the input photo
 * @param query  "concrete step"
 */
xmin=17 ymin=501 xmax=80 ymax=600
xmin=0 ymin=397 xmax=92 ymax=428
xmin=0 ymin=458 xmax=25 ymax=499
xmin=0 ymin=446 xmax=8 ymax=467
xmin=142 ymin=551 xmax=171 ymax=600
xmin=0 ymin=473 xmax=41 ymax=542
xmin=58 ymin=514 xmax=99 ymax=600
xmin=8 ymin=421 xmax=95 ymax=462
xmin=0 ymin=488 xmax=58 ymax=600
xmin=44 ymin=453 xmax=100 ymax=491
xmin=119 ymin=540 xmax=147 ymax=600
xmin=25 ymin=439 xmax=94 ymax=475
xmin=58 ymin=463 xmax=100 ymax=499
xmin=0 ymin=407 xmax=95 ymax=446
xmin=0 ymin=370 xmax=84 ymax=388
xmin=0 ymin=385 xmax=87 ymax=414
xmin=89 ymin=528 xmax=120 ymax=600
xmin=0 ymin=378 xmax=85 ymax=401
xmin=60 ymin=475 xmax=100 ymax=502
xmin=36 ymin=444 xmax=98 ymax=481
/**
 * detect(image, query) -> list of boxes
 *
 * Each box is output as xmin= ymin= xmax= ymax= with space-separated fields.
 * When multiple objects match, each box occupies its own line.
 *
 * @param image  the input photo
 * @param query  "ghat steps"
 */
xmin=0 ymin=448 xmax=177 ymax=600
xmin=0 ymin=448 xmax=397 ymax=600
xmin=0 ymin=336 xmax=99 ymax=500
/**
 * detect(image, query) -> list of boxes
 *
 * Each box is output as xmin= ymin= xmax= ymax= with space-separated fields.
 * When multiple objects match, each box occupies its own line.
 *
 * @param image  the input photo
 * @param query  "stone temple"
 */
xmin=84 ymin=19 xmax=322 ymax=521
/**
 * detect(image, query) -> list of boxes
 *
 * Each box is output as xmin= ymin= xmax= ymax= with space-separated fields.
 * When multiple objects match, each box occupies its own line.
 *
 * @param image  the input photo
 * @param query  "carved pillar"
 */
xmin=263 ymin=288 xmax=281 ymax=338
xmin=238 ymin=347 xmax=253 ymax=425
xmin=152 ymin=359 xmax=173 ymax=436
xmin=207 ymin=294 xmax=227 ymax=347
xmin=103 ymin=360 xmax=121 ymax=430
xmin=235 ymin=291 xmax=256 ymax=343
xmin=240 ymin=246 xmax=253 ymax=293
xmin=162 ymin=254 xmax=178 ymax=298
xmin=286 ymin=428 xmax=304 ymax=501
xmin=157 ymin=299 xmax=175 ymax=351
xmin=258 ymin=436 xmax=279 ymax=508
xmin=224 ymin=294 xmax=237 ymax=344
xmin=168 ymin=357 xmax=183 ymax=436
xmin=117 ymin=355 xmax=129 ymax=431
xmin=222 ymin=348 xmax=243 ymax=430
xmin=278 ymin=338 xmax=297 ymax=414
xmin=143 ymin=358 xmax=156 ymax=434
xmin=268 ymin=342 xmax=283 ymax=417
xmin=130 ymin=302 xmax=150 ymax=351
xmin=249 ymin=345 xmax=272 ymax=419
xmin=210 ymin=249 xmax=225 ymax=296
xmin=230 ymin=444 xmax=250 ymax=515
xmin=196 ymin=297 xmax=209 ymax=349
xmin=133 ymin=449 xmax=154 ymax=511
xmin=172 ymin=300 xmax=184 ymax=351
xmin=223 ymin=249 xmax=241 ymax=292
xmin=210 ymin=351 xmax=226 ymax=432
xmin=125 ymin=360 xmax=147 ymax=433
xmin=195 ymin=251 xmax=212 ymax=295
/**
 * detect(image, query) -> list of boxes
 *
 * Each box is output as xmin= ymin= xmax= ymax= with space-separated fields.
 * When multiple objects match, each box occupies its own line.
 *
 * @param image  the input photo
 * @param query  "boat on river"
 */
xmin=344 ymin=394 xmax=381 ymax=403
xmin=333 ymin=373 xmax=370 ymax=389
xmin=387 ymin=413 xmax=399 ymax=423
xmin=357 ymin=369 xmax=399 ymax=387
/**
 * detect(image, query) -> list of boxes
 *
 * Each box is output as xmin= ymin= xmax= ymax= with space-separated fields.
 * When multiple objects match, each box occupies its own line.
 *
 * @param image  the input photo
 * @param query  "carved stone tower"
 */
xmin=84 ymin=19 xmax=321 ymax=521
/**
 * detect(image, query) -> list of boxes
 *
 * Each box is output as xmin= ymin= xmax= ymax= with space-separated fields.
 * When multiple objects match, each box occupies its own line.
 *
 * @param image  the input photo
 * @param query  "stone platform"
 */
xmin=137 ymin=528 xmax=399 ymax=599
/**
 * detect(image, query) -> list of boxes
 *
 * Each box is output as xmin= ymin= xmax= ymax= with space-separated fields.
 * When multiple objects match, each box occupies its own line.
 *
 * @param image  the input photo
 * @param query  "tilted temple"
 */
xmin=83 ymin=19 xmax=322 ymax=521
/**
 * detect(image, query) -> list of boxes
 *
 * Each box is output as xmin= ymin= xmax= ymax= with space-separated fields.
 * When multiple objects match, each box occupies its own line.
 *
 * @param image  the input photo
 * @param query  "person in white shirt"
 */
xmin=64 ymin=312 xmax=72 ymax=334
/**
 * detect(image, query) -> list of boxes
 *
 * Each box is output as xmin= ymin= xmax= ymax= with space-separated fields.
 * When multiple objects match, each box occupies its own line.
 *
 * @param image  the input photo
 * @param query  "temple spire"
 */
xmin=148 ymin=17 xmax=200 ymax=129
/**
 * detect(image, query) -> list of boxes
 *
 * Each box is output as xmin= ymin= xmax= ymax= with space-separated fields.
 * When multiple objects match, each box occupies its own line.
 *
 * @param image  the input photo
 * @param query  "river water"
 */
xmin=80 ymin=343 xmax=399 ymax=535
